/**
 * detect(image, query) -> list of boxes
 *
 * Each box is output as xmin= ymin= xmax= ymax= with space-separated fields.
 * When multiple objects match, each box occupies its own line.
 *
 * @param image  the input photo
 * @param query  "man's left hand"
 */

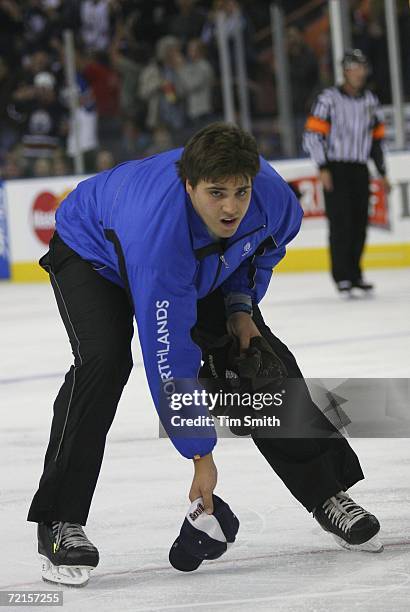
xmin=381 ymin=176 xmax=392 ymax=194
xmin=227 ymin=311 xmax=261 ymax=354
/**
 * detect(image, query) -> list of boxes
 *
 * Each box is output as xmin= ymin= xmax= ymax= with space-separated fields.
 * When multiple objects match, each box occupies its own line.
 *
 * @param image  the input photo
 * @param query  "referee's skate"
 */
xmin=37 ymin=522 xmax=99 ymax=586
xmin=313 ymin=491 xmax=383 ymax=553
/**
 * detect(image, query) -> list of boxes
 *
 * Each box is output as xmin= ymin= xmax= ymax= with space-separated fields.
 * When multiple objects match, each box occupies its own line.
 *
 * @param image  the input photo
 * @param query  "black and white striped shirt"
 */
xmin=303 ymin=86 xmax=386 ymax=175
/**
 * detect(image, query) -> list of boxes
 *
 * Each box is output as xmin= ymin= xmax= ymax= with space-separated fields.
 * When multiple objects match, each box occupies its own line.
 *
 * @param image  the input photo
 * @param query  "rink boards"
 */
xmin=1 ymin=153 xmax=409 ymax=282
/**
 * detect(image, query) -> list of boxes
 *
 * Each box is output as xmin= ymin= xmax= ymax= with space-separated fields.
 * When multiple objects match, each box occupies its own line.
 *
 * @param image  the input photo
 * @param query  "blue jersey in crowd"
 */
xmin=55 ymin=149 xmax=303 ymax=459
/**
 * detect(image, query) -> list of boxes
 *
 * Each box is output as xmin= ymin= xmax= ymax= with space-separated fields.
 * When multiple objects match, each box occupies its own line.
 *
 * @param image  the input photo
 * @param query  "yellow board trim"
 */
xmin=277 ymin=243 xmax=410 ymax=272
xmin=11 ymin=263 xmax=49 ymax=282
xmin=10 ymin=243 xmax=410 ymax=281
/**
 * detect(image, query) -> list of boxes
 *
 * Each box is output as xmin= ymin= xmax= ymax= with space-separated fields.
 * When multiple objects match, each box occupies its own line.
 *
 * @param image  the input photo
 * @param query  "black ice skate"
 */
xmin=336 ymin=280 xmax=352 ymax=298
xmin=313 ymin=491 xmax=383 ymax=552
xmin=351 ymin=278 xmax=374 ymax=294
xmin=38 ymin=521 xmax=99 ymax=586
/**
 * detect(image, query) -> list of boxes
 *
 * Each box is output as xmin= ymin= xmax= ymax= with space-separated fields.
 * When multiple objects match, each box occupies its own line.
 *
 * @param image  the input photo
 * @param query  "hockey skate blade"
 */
xmin=351 ymin=287 xmax=374 ymax=299
xmin=332 ymin=533 xmax=384 ymax=553
xmin=40 ymin=554 xmax=94 ymax=587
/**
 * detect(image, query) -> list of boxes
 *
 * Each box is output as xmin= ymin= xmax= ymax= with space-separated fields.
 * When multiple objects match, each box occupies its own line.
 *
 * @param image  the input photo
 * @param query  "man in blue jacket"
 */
xmin=28 ymin=123 xmax=381 ymax=587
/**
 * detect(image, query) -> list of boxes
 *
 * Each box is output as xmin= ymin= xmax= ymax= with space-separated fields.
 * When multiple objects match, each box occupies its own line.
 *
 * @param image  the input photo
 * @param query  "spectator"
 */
xmin=83 ymin=51 xmax=120 ymax=119
xmin=255 ymin=131 xmax=280 ymax=161
xmin=22 ymin=0 xmax=54 ymax=55
xmin=286 ymin=26 xmax=320 ymax=153
xmin=13 ymin=48 xmax=64 ymax=100
xmin=66 ymin=51 xmax=98 ymax=174
xmin=82 ymin=49 xmax=120 ymax=154
xmin=11 ymin=71 xmax=66 ymax=168
xmin=32 ymin=156 xmax=53 ymax=177
xmin=110 ymin=25 xmax=144 ymax=122
xmin=139 ymin=36 xmax=187 ymax=143
xmin=4 ymin=0 xmax=401 ymax=170
xmin=168 ymin=0 xmax=207 ymax=47
xmin=175 ymin=38 xmax=215 ymax=133
xmin=29 ymin=49 xmax=52 ymax=77
xmin=0 ymin=150 xmax=25 ymax=179
xmin=116 ymin=1 xmax=174 ymax=49
xmin=52 ymin=152 xmax=71 ymax=176
xmin=120 ymin=119 xmax=150 ymax=160
xmin=201 ymin=0 xmax=256 ymax=75
xmin=287 ymin=27 xmax=320 ymax=114
xmin=304 ymin=7 xmax=333 ymax=85
xmin=79 ymin=0 xmax=119 ymax=54
xmin=11 ymin=50 xmax=51 ymax=96
xmin=95 ymin=148 xmax=114 ymax=171
xmin=0 ymin=57 xmax=20 ymax=164
xmin=0 ymin=0 xmax=24 ymax=64
xmin=144 ymin=125 xmax=173 ymax=156
xmin=365 ymin=20 xmax=391 ymax=104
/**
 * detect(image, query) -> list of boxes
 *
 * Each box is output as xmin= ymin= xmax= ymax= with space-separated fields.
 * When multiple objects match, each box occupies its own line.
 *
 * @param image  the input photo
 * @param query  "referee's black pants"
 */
xmin=28 ymin=233 xmax=364 ymax=525
xmin=324 ymin=162 xmax=370 ymax=284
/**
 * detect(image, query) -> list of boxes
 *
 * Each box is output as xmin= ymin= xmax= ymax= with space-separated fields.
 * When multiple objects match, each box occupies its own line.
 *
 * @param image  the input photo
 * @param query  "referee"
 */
xmin=303 ymin=49 xmax=391 ymax=295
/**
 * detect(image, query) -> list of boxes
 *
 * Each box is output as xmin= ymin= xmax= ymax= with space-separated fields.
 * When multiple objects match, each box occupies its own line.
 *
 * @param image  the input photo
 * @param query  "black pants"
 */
xmin=324 ymin=162 xmax=369 ymax=283
xmin=28 ymin=234 xmax=364 ymax=525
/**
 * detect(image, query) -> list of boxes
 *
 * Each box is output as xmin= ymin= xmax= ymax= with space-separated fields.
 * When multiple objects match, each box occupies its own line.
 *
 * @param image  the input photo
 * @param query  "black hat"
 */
xmin=169 ymin=495 xmax=240 ymax=572
xmin=342 ymin=49 xmax=368 ymax=69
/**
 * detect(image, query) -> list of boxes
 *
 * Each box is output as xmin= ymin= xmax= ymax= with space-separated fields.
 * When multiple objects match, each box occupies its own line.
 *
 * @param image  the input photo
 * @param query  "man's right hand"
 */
xmin=320 ymin=168 xmax=333 ymax=192
xmin=189 ymin=453 xmax=217 ymax=514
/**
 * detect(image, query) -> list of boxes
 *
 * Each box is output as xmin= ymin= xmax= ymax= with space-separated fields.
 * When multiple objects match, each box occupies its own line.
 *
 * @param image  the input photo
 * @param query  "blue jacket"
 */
xmin=55 ymin=149 xmax=303 ymax=458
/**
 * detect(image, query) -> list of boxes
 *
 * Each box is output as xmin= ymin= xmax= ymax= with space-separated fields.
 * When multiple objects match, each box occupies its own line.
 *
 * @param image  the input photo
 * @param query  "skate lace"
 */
xmin=52 ymin=521 xmax=95 ymax=552
xmin=322 ymin=492 xmax=369 ymax=534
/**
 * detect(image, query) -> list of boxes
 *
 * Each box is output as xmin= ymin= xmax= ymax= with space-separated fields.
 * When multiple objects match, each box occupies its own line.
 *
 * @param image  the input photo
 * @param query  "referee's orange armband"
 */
xmin=372 ymin=123 xmax=385 ymax=140
xmin=304 ymin=116 xmax=331 ymax=135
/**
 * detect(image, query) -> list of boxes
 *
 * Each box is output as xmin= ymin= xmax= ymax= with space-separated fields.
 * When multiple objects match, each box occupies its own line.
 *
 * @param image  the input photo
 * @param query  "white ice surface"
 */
xmin=1 ymin=269 xmax=410 ymax=612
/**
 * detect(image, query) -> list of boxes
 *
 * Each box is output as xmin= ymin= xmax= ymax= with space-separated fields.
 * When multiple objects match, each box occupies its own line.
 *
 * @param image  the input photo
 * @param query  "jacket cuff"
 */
xmin=224 ymin=292 xmax=253 ymax=317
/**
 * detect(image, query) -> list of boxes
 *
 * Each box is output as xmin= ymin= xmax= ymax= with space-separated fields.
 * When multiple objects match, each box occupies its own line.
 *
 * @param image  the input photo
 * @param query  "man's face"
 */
xmin=344 ymin=63 xmax=368 ymax=90
xmin=186 ymin=176 xmax=252 ymax=238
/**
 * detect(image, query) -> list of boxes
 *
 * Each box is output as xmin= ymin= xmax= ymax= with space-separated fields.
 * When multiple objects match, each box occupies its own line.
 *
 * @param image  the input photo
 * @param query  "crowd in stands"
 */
xmin=0 ymin=0 xmax=409 ymax=179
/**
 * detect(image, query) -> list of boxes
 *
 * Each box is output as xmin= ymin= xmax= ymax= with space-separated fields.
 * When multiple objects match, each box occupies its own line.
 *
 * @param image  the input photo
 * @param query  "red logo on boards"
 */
xmin=31 ymin=189 xmax=71 ymax=244
xmin=289 ymin=177 xmax=390 ymax=229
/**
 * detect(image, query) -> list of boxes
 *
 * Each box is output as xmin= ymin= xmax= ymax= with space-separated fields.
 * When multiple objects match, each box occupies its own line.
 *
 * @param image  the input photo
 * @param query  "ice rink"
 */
xmin=1 ymin=268 xmax=410 ymax=612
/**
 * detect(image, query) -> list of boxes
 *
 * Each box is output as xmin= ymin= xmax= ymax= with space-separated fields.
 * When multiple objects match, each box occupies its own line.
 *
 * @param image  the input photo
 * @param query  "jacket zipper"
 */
xmin=209 ymin=257 xmax=223 ymax=293
xmin=228 ymin=224 xmax=266 ymax=249
xmin=208 ymin=224 xmax=266 ymax=293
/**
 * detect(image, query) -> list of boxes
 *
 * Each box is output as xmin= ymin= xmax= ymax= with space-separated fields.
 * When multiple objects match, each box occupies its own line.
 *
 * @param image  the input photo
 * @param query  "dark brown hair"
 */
xmin=176 ymin=122 xmax=260 ymax=187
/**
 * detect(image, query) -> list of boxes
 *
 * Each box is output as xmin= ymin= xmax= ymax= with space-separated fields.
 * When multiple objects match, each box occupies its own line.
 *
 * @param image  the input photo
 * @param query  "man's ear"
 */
xmin=185 ymin=180 xmax=193 ymax=195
